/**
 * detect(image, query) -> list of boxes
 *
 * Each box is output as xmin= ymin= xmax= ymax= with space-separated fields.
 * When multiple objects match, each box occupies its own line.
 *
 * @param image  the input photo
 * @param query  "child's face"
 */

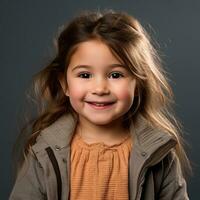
xmin=60 ymin=39 xmax=137 ymax=126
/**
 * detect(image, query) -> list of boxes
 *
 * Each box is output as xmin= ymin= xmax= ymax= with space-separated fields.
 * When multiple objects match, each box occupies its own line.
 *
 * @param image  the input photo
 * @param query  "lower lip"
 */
xmin=86 ymin=102 xmax=115 ymax=110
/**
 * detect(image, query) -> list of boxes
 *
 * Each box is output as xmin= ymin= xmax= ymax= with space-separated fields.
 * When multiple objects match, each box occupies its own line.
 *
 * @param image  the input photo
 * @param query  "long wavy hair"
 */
xmin=12 ymin=9 xmax=193 ymax=181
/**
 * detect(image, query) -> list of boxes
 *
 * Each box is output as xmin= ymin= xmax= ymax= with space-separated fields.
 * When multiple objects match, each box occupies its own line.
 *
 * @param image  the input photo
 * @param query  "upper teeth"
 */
xmin=93 ymin=103 xmax=106 ymax=105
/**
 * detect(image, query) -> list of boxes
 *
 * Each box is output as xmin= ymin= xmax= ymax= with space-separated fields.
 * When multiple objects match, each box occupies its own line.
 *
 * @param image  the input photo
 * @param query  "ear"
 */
xmin=58 ymin=73 xmax=69 ymax=96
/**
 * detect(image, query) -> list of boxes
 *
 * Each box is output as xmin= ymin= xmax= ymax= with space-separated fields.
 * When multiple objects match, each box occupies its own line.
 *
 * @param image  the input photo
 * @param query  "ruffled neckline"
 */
xmin=71 ymin=132 xmax=133 ymax=150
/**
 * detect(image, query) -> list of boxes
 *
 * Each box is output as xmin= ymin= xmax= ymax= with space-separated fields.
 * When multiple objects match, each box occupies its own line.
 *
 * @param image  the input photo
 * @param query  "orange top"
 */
xmin=70 ymin=132 xmax=133 ymax=200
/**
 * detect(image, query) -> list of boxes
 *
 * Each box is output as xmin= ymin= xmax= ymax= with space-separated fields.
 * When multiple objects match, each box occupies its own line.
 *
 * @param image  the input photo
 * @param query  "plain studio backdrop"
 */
xmin=1 ymin=0 xmax=199 ymax=199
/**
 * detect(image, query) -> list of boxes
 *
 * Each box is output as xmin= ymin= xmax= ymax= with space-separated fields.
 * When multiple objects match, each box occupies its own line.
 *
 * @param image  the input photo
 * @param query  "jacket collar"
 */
xmin=40 ymin=112 xmax=77 ymax=149
xmin=39 ymin=112 xmax=177 ymax=157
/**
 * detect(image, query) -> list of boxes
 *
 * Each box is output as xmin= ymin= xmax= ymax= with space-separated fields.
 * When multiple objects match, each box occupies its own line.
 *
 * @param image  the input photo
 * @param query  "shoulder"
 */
xmin=151 ymin=149 xmax=182 ymax=180
xmin=9 ymin=151 xmax=46 ymax=199
xmin=161 ymin=149 xmax=183 ymax=179
xmin=151 ymin=150 xmax=189 ymax=199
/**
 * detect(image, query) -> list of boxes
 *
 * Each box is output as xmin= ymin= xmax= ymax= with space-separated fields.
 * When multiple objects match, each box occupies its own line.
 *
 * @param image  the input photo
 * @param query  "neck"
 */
xmin=75 ymin=116 xmax=130 ymax=144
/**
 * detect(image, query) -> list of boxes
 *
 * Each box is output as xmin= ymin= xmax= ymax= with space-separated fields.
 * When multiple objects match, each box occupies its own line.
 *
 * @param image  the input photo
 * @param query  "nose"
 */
xmin=92 ymin=77 xmax=110 ymax=95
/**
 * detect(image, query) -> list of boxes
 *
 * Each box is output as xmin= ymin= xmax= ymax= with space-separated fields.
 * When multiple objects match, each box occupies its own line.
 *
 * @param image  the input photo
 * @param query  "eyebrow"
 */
xmin=71 ymin=64 xmax=126 ymax=71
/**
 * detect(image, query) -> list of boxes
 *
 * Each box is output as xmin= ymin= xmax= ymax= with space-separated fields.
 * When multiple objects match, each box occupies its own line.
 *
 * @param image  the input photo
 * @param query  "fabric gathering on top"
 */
xmin=70 ymin=132 xmax=133 ymax=200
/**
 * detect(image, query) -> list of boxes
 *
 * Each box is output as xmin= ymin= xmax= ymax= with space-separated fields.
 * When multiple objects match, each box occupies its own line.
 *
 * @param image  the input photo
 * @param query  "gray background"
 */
xmin=1 ymin=0 xmax=199 ymax=199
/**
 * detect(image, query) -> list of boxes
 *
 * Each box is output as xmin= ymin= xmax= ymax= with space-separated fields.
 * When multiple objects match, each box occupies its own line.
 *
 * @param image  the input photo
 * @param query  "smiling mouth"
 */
xmin=86 ymin=102 xmax=115 ymax=106
xmin=86 ymin=101 xmax=116 ymax=109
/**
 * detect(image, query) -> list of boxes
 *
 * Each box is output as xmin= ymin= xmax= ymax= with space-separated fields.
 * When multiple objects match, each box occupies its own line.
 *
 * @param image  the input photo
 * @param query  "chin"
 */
xmin=87 ymin=115 xmax=121 ymax=126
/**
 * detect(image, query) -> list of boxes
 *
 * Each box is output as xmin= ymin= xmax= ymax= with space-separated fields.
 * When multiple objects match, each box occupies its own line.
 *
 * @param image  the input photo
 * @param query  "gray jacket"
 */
xmin=9 ymin=113 xmax=189 ymax=200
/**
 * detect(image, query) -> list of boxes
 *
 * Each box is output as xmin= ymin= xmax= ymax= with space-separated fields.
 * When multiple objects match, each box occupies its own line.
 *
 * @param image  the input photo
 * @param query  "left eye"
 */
xmin=110 ymin=72 xmax=124 ymax=79
xmin=77 ymin=72 xmax=91 ymax=78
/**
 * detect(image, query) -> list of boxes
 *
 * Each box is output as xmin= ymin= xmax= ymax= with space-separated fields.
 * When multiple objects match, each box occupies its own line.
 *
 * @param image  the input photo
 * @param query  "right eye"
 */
xmin=77 ymin=72 xmax=91 ymax=79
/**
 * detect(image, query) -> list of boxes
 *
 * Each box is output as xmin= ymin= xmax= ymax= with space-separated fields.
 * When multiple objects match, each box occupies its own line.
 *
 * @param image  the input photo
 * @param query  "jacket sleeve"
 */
xmin=158 ymin=150 xmax=190 ymax=200
xmin=9 ymin=152 xmax=46 ymax=200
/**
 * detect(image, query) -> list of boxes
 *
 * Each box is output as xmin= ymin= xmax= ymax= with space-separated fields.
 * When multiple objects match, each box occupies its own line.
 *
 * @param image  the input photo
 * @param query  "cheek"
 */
xmin=69 ymin=87 xmax=84 ymax=99
xmin=117 ymin=90 xmax=135 ymax=104
xmin=67 ymin=84 xmax=85 ymax=111
xmin=67 ymin=78 xmax=85 ymax=99
xmin=116 ymin=81 xmax=136 ymax=101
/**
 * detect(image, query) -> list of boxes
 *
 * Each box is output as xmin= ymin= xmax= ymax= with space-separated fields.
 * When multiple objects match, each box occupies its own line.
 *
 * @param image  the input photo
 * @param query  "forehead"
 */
xmin=68 ymin=40 xmax=124 ymax=69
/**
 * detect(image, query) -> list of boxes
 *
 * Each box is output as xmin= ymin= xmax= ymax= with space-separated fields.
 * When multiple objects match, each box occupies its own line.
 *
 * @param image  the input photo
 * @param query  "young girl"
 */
xmin=9 ymin=9 xmax=192 ymax=200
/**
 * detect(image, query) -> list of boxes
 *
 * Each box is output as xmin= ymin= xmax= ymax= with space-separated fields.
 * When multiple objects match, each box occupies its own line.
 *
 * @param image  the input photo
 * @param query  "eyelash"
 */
xmin=77 ymin=72 xmax=124 ymax=79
